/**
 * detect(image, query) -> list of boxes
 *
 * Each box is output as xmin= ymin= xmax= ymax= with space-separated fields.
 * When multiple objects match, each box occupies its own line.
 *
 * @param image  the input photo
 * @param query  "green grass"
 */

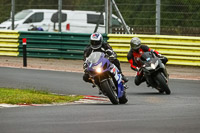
xmin=0 ymin=88 xmax=84 ymax=104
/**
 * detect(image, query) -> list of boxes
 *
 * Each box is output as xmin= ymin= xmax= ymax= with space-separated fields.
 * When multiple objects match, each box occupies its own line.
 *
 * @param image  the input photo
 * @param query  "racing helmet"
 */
xmin=90 ymin=32 xmax=103 ymax=49
xmin=130 ymin=37 xmax=141 ymax=50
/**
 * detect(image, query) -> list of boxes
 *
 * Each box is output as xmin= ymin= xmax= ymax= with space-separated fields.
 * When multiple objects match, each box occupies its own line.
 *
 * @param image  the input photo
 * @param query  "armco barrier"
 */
xmin=1 ymin=30 xmax=200 ymax=66
xmin=108 ymin=34 xmax=200 ymax=66
xmin=0 ymin=30 xmax=19 ymax=56
xmin=19 ymin=31 xmax=108 ymax=60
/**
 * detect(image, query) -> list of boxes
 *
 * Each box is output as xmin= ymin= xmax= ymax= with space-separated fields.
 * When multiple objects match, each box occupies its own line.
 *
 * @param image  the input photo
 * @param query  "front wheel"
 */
xmin=101 ymin=80 xmax=119 ymax=105
xmin=155 ymin=73 xmax=171 ymax=95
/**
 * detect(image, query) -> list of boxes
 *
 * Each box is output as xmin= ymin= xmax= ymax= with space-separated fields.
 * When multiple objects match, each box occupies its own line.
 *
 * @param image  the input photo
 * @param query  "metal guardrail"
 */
xmin=18 ymin=31 xmax=108 ymax=60
xmin=0 ymin=30 xmax=19 ymax=56
xmin=0 ymin=30 xmax=199 ymax=66
xmin=108 ymin=34 xmax=200 ymax=66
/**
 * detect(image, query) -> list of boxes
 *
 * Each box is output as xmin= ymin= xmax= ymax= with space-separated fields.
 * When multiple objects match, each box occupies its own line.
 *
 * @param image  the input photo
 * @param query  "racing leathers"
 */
xmin=127 ymin=45 xmax=168 ymax=86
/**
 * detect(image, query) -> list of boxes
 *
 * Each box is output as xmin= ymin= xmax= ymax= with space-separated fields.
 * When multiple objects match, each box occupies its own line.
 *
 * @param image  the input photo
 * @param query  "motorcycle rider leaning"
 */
xmin=83 ymin=32 xmax=128 ymax=84
xmin=127 ymin=37 xmax=168 ymax=86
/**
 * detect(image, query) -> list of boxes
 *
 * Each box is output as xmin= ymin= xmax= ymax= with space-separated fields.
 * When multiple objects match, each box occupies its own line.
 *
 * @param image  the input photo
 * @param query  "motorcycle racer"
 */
xmin=83 ymin=32 xmax=128 ymax=84
xmin=127 ymin=37 xmax=168 ymax=86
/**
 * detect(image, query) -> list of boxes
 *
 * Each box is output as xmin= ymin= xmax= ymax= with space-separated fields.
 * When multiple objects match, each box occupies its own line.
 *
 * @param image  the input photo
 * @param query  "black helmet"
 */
xmin=130 ymin=37 xmax=141 ymax=50
xmin=90 ymin=32 xmax=103 ymax=49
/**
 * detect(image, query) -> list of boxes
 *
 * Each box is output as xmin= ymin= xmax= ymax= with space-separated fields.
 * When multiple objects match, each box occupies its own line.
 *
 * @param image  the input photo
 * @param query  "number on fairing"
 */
xmin=111 ymin=66 xmax=119 ymax=81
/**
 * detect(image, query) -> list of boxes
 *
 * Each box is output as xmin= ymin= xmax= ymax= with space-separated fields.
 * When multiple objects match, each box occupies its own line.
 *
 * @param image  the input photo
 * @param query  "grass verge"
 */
xmin=0 ymin=88 xmax=84 ymax=104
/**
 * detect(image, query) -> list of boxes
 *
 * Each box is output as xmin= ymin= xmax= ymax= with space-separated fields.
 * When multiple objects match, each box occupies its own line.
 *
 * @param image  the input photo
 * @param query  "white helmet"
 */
xmin=90 ymin=32 xmax=103 ymax=49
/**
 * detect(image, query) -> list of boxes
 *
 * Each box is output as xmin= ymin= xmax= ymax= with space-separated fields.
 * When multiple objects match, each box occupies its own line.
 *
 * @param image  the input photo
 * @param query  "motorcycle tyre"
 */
xmin=119 ymin=91 xmax=128 ymax=104
xmin=159 ymin=90 xmax=164 ymax=94
xmin=155 ymin=73 xmax=171 ymax=95
xmin=101 ymin=80 xmax=119 ymax=105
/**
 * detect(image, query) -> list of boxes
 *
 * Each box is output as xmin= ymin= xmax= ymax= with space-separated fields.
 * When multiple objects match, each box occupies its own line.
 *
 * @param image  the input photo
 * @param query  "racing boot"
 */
xmin=121 ymin=73 xmax=129 ymax=83
xmin=123 ymin=84 xmax=129 ymax=89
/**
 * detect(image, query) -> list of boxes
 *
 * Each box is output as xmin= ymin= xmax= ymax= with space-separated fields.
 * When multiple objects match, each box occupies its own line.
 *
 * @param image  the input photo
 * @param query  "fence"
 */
xmin=0 ymin=0 xmax=200 ymax=36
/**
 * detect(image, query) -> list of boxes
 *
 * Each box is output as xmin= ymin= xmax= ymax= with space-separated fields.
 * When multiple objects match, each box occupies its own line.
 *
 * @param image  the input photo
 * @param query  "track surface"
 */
xmin=0 ymin=67 xmax=200 ymax=133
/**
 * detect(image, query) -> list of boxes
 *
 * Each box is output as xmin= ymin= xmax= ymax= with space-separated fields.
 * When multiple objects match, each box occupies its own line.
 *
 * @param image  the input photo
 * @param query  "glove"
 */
xmin=157 ymin=54 xmax=163 ymax=58
xmin=109 ymin=55 xmax=115 ymax=62
xmin=106 ymin=49 xmax=113 ymax=56
xmin=131 ymin=66 xmax=139 ymax=72
xmin=162 ymin=56 xmax=168 ymax=65
xmin=83 ymin=62 xmax=88 ymax=69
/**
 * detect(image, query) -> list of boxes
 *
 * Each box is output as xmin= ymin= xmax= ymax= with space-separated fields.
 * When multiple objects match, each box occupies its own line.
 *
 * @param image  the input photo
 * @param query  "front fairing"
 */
xmin=143 ymin=58 xmax=160 ymax=71
xmin=86 ymin=52 xmax=110 ymax=77
xmin=86 ymin=52 xmax=124 ymax=98
xmin=141 ymin=52 xmax=162 ymax=75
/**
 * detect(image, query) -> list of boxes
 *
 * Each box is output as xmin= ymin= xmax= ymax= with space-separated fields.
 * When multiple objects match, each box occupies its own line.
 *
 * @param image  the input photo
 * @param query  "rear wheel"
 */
xmin=158 ymin=90 xmax=164 ymax=94
xmin=101 ymin=80 xmax=119 ymax=105
xmin=155 ymin=73 xmax=171 ymax=95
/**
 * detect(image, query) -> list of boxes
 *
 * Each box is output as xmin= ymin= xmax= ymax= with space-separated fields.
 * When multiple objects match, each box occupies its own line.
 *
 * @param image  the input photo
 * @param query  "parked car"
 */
xmin=0 ymin=9 xmax=123 ymax=33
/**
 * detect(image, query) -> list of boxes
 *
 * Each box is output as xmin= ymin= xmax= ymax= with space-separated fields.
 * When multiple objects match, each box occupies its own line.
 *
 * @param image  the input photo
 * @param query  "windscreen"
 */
xmin=87 ymin=52 xmax=102 ymax=64
xmin=14 ymin=10 xmax=32 ymax=21
xmin=141 ymin=52 xmax=153 ymax=61
xmin=112 ymin=17 xmax=122 ymax=27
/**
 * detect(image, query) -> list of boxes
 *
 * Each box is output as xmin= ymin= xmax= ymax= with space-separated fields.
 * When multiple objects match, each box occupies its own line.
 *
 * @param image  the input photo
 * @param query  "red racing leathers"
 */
xmin=127 ymin=45 xmax=159 ymax=76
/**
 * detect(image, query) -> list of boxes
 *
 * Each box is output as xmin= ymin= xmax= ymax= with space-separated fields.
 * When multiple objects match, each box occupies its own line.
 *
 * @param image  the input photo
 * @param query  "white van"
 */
xmin=0 ymin=9 xmax=123 ymax=33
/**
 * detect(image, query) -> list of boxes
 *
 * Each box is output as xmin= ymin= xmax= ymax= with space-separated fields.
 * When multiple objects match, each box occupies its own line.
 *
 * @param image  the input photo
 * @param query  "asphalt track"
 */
xmin=0 ymin=67 xmax=200 ymax=133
